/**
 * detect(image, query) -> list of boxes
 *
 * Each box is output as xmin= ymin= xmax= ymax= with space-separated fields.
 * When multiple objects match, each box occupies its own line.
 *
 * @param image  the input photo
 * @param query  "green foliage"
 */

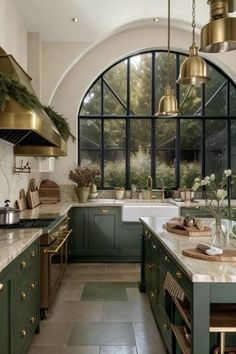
xmin=105 ymin=161 xmax=125 ymax=187
xmin=0 ymin=73 xmax=42 ymax=110
xmin=156 ymin=162 xmax=175 ymax=189
xmin=130 ymin=148 xmax=151 ymax=188
xmin=44 ymin=105 xmax=75 ymax=142
xmin=180 ymin=162 xmax=201 ymax=189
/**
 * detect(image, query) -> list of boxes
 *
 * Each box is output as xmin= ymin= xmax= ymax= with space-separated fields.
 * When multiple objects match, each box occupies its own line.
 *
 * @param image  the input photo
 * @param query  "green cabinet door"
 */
xmin=88 ymin=208 xmax=120 ymax=255
xmin=181 ymin=206 xmax=212 ymax=218
xmin=120 ymin=222 xmax=141 ymax=259
xmin=0 ymin=267 xmax=13 ymax=354
xmin=68 ymin=207 xmax=89 ymax=255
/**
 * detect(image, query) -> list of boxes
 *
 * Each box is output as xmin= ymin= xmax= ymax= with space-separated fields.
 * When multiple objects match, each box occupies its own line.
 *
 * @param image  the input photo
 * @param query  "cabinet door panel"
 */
xmin=88 ymin=208 xmax=119 ymax=255
xmin=120 ymin=222 xmax=141 ymax=256
xmin=69 ymin=208 xmax=89 ymax=255
xmin=0 ymin=268 xmax=13 ymax=354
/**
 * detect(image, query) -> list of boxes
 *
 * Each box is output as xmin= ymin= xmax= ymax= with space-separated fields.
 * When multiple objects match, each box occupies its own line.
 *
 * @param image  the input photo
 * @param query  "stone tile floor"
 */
xmin=27 ymin=263 xmax=167 ymax=354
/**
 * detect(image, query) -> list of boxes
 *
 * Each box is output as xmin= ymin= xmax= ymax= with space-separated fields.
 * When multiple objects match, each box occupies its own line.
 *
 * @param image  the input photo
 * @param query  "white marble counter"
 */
xmin=171 ymin=199 xmax=236 ymax=208
xmin=140 ymin=216 xmax=236 ymax=283
xmin=0 ymin=229 xmax=42 ymax=272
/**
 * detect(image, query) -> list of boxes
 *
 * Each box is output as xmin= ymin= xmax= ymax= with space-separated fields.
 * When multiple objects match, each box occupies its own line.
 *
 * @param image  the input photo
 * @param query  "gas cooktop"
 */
xmin=0 ymin=218 xmax=56 ymax=229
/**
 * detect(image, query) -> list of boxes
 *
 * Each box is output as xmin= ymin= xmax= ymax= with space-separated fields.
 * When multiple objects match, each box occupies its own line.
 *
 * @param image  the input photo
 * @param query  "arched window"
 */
xmin=78 ymin=50 xmax=236 ymax=197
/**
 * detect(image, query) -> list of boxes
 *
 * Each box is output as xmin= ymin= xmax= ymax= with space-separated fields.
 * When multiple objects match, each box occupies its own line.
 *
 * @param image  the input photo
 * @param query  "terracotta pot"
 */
xmin=180 ymin=190 xmax=194 ymax=202
xmin=115 ymin=189 xmax=124 ymax=200
xmin=75 ymin=187 xmax=90 ymax=203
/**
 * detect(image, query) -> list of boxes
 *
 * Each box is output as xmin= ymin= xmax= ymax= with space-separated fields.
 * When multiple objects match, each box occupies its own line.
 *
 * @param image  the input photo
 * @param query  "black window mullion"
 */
xmin=126 ymin=58 xmax=131 ymax=188
xmin=101 ymin=77 xmax=105 ymax=187
xmin=151 ymin=52 xmax=156 ymax=186
xmin=175 ymin=118 xmax=180 ymax=188
xmin=201 ymin=84 xmax=206 ymax=179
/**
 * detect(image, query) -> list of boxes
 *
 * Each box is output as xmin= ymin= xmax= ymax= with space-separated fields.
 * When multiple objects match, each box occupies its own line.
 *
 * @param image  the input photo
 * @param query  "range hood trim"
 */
xmin=14 ymin=138 xmax=67 ymax=157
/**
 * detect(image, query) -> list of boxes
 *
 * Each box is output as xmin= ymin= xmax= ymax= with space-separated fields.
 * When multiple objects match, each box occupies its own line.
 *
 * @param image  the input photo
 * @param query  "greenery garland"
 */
xmin=0 ymin=72 xmax=42 ymax=110
xmin=44 ymin=105 xmax=75 ymax=142
xmin=0 ymin=73 xmax=75 ymax=142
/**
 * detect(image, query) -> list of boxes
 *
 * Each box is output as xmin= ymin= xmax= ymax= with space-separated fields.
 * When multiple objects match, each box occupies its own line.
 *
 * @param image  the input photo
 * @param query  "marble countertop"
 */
xmin=140 ymin=216 xmax=236 ymax=283
xmin=0 ymin=229 xmax=42 ymax=272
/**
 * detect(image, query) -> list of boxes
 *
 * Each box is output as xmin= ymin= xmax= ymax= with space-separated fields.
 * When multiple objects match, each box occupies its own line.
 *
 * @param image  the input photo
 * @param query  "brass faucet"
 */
xmin=147 ymin=176 xmax=152 ymax=199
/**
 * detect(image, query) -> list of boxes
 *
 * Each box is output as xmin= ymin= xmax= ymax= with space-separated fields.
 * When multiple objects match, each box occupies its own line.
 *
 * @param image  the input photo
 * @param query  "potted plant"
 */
xmin=68 ymin=165 xmax=100 ymax=203
xmin=114 ymin=186 xmax=125 ymax=200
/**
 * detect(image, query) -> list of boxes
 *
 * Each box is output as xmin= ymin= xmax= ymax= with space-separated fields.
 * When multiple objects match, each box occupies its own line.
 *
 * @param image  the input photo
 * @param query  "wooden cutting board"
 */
xmin=182 ymin=248 xmax=236 ymax=262
xmin=38 ymin=179 xmax=60 ymax=204
xmin=17 ymin=189 xmax=28 ymax=211
xmin=26 ymin=190 xmax=40 ymax=209
xmin=165 ymin=218 xmax=212 ymax=237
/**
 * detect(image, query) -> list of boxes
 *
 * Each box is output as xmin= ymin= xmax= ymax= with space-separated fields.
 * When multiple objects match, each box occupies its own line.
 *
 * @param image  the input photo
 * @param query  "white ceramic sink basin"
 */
xmin=122 ymin=201 xmax=179 ymax=222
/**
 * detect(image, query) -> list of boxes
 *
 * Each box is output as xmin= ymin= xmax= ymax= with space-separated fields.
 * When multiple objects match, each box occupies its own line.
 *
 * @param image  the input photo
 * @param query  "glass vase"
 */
xmin=210 ymin=218 xmax=229 ymax=249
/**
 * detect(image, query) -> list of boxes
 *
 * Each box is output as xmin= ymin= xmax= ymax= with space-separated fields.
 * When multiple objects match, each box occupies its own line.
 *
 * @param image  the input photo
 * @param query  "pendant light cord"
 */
xmin=167 ymin=0 xmax=170 ymax=85
xmin=192 ymin=0 xmax=196 ymax=45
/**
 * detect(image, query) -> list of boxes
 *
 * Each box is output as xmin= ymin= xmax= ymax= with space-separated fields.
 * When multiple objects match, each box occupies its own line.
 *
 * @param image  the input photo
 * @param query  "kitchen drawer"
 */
xmin=16 ymin=241 xmax=38 ymax=280
xmin=14 ymin=302 xmax=38 ymax=354
xmin=15 ymin=267 xmax=38 ymax=325
xmin=156 ymin=302 xmax=172 ymax=353
xmin=159 ymin=246 xmax=191 ymax=298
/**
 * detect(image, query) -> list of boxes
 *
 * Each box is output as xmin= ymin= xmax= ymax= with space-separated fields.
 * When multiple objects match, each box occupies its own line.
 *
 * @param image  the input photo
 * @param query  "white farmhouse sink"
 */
xmin=122 ymin=201 xmax=179 ymax=222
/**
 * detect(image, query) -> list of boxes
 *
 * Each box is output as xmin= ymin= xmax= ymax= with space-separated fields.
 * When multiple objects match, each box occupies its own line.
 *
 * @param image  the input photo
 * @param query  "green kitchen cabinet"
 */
xmin=180 ymin=206 xmax=212 ymax=218
xmin=0 ymin=239 xmax=39 ymax=354
xmin=88 ymin=207 xmax=120 ymax=255
xmin=0 ymin=266 xmax=13 ymax=354
xmin=119 ymin=222 xmax=141 ymax=260
xmin=68 ymin=207 xmax=89 ymax=255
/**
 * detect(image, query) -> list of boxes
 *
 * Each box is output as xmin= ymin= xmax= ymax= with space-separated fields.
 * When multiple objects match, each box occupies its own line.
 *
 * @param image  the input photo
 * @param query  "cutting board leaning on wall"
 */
xmin=38 ymin=179 xmax=60 ymax=204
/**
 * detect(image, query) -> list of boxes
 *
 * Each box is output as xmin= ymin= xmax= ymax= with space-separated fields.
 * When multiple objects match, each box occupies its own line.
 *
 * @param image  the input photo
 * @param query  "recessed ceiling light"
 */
xmin=71 ymin=18 xmax=78 ymax=22
xmin=153 ymin=17 xmax=159 ymax=22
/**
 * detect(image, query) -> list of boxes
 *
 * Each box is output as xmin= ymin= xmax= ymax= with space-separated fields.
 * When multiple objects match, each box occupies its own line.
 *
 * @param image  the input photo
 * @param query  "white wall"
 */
xmin=46 ymin=25 xmax=236 ymax=185
xmin=0 ymin=0 xmax=29 ymax=205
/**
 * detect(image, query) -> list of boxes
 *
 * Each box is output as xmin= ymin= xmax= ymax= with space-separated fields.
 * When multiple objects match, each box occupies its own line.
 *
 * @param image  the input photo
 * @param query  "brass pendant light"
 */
xmin=200 ymin=0 xmax=236 ymax=53
xmin=156 ymin=0 xmax=178 ymax=116
xmin=177 ymin=0 xmax=210 ymax=85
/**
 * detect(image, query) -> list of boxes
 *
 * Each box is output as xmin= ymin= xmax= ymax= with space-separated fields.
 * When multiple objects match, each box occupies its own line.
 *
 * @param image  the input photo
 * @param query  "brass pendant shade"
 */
xmin=177 ymin=44 xmax=210 ymax=85
xmin=156 ymin=0 xmax=178 ymax=116
xmin=156 ymin=86 xmax=179 ymax=116
xmin=200 ymin=0 xmax=236 ymax=53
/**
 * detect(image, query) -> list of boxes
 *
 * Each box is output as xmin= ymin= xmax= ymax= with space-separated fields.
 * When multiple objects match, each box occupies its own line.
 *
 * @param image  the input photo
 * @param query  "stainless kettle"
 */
xmin=0 ymin=200 xmax=20 ymax=225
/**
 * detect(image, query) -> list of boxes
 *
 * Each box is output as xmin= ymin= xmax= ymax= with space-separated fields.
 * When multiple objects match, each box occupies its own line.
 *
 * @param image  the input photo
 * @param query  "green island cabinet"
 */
xmin=68 ymin=207 xmax=141 ymax=261
xmin=0 ymin=240 xmax=40 ymax=354
xmin=139 ymin=223 xmax=236 ymax=354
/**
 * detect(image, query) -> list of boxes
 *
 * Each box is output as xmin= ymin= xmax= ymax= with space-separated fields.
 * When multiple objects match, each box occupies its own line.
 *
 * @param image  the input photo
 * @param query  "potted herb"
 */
xmin=114 ymin=186 xmax=125 ymax=200
xmin=68 ymin=165 xmax=100 ymax=203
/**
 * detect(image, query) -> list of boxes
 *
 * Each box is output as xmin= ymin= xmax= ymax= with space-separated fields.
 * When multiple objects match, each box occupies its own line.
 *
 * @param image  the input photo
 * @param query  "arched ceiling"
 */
xmin=12 ymin=0 xmax=217 ymax=42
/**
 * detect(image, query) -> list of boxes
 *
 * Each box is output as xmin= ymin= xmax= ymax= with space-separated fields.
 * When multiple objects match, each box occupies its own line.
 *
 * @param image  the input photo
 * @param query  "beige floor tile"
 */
xmin=44 ymin=301 xmax=103 ymax=323
xmin=133 ymin=322 xmax=167 ymax=354
xmin=30 ymin=322 xmax=72 ymax=346
xmin=27 ymin=345 xmax=99 ymax=354
xmin=70 ymin=272 xmax=133 ymax=282
xmin=54 ymin=281 xmax=85 ymax=304
xmin=67 ymin=264 xmax=106 ymax=273
xmin=102 ymin=301 xmax=154 ymax=322
xmin=126 ymin=288 xmax=149 ymax=304
xmin=105 ymin=263 xmax=140 ymax=273
xmin=100 ymin=345 xmax=137 ymax=354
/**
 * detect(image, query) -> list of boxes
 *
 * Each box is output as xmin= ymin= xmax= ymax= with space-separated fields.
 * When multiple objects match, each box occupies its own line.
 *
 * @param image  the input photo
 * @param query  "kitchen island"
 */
xmin=139 ymin=216 xmax=236 ymax=354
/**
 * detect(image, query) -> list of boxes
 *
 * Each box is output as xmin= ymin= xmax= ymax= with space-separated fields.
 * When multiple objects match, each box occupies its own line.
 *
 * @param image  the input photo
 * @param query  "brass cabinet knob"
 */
xmin=20 ymin=329 xmax=27 ymax=337
xmin=164 ymin=255 xmax=170 ymax=263
xmin=21 ymin=292 xmax=27 ymax=300
xmin=20 ymin=261 xmax=27 ymax=268
xmin=176 ymin=271 xmax=182 ymax=279
xmin=148 ymin=264 xmax=153 ymax=270
xmin=152 ymin=244 xmax=156 ymax=250
xmin=151 ymin=291 xmax=156 ymax=298
xmin=0 ymin=283 xmax=4 ymax=291
xmin=164 ymin=323 xmax=169 ymax=331
xmin=102 ymin=209 xmax=108 ymax=213
xmin=30 ymin=316 xmax=35 ymax=325
xmin=31 ymin=250 xmax=35 ymax=258
xmin=30 ymin=282 xmax=36 ymax=290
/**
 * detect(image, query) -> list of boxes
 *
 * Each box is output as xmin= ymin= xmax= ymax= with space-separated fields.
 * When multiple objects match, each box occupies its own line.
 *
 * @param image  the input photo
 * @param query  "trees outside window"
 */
xmin=79 ymin=50 xmax=236 ymax=196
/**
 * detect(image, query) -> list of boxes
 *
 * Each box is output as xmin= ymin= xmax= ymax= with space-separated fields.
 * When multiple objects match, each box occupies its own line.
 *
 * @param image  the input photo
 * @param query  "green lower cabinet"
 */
xmin=68 ymin=207 xmax=88 ymax=255
xmin=0 ymin=267 xmax=13 ymax=354
xmin=180 ymin=206 xmax=212 ymax=218
xmin=88 ymin=208 xmax=119 ymax=255
xmin=0 ymin=239 xmax=39 ymax=354
xmin=69 ymin=207 xmax=142 ymax=261
xmin=119 ymin=222 xmax=141 ymax=260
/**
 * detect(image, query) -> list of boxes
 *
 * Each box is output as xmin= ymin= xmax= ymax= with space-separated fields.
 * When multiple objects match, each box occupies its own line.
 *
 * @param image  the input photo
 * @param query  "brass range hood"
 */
xmin=0 ymin=48 xmax=67 ymax=156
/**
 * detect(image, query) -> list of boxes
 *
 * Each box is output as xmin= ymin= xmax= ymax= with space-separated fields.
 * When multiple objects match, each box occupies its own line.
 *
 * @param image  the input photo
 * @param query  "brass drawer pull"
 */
xmin=0 ymin=283 xmax=4 ymax=291
xmin=30 ymin=282 xmax=36 ymax=290
xmin=30 ymin=316 xmax=36 ymax=325
xmin=21 ymin=292 xmax=27 ymax=300
xmin=151 ymin=291 xmax=156 ymax=298
xmin=148 ymin=264 xmax=153 ymax=270
xmin=31 ymin=250 xmax=35 ymax=258
xmin=164 ymin=323 xmax=169 ymax=331
xmin=20 ymin=261 xmax=27 ymax=268
xmin=102 ymin=209 xmax=108 ymax=213
xmin=164 ymin=255 xmax=170 ymax=263
xmin=152 ymin=244 xmax=156 ymax=249
xmin=20 ymin=329 xmax=27 ymax=337
xmin=176 ymin=271 xmax=182 ymax=279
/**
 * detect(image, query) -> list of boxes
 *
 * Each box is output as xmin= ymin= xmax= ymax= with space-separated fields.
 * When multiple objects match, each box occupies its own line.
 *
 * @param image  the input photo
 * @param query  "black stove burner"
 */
xmin=0 ymin=218 xmax=56 ymax=229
